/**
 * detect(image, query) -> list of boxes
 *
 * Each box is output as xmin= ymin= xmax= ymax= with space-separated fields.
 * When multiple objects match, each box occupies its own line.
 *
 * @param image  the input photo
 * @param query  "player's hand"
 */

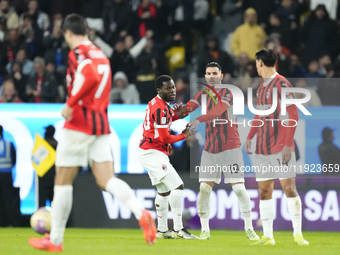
xmin=61 ymin=105 xmax=73 ymax=121
xmin=244 ymin=139 xmax=252 ymax=154
xmin=181 ymin=127 xmax=195 ymax=139
xmin=187 ymin=119 xmax=200 ymax=131
xmin=172 ymin=102 xmax=191 ymax=119
xmin=282 ymin=146 xmax=292 ymax=164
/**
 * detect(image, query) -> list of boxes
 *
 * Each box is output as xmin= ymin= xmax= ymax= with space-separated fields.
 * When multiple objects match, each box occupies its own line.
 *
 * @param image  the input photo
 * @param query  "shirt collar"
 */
xmin=263 ymin=72 xmax=278 ymax=87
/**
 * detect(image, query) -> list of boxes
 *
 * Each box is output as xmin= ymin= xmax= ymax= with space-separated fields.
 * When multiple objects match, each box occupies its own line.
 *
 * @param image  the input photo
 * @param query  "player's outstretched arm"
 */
xmin=156 ymin=125 xmax=186 ymax=144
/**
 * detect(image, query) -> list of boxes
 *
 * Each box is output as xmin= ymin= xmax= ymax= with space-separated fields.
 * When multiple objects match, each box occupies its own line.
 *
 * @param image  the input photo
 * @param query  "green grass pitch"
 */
xmin=0 ymin=228 xmax=339 ymax=255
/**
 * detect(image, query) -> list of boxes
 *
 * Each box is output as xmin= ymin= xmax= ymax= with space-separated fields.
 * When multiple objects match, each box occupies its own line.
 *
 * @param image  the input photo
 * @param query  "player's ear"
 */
xmin=220 ymin=73 xmax=224 ymax=80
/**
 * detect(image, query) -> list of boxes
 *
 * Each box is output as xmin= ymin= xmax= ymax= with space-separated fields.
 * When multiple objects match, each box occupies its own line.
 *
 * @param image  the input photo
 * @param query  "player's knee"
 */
xmin=259 ymin=186 xmax=272 ymax=200
xmin=283 ymin=185 xmax=297 ymax=197
xmin=96 ymin=179 xmax=107 ymax=191
xmin=175 ymin=184 xmax=184 ymax=190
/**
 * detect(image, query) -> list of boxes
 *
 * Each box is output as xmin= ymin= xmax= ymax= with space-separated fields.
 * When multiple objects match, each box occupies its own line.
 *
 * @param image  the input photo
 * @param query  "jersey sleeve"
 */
xmin=66 ymin=59 xmax=99 ymax=107
xmin=276 ymin=78 xmax=294 ymax=105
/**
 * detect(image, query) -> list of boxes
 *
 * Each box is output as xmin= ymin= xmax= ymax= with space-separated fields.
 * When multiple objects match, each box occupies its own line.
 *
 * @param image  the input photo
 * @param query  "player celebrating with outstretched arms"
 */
xmin=138 ymin=75 xmax=197 ymax=240
xmin=245 ymin=49 xmax=309 ymax=246
xmin=187 ymin=62 xmax=259 ymax=241
xmin=28 ymin=14 xmax=156 ymax=252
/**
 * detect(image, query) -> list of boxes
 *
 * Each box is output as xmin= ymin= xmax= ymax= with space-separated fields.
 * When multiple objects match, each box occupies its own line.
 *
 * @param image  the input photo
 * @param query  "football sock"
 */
xmin=169 ymin=189 xmax=183 ymax=231
xmin=287 ymin=196 xmax=302 ymax=236
xmin=232 ymin=183 xmax=253 ymax=230
xmin=259 ymin=199 xmax=274 ymax=239
xmin=155 ymin=194 xmax=169 ymax=232
xmin=198 ymin=182 xmax=212 ymax=233
xmin=105 ymin=177 xmax=143 ymax=220
xmin=50 ymin=185 xmax=73 ymax=246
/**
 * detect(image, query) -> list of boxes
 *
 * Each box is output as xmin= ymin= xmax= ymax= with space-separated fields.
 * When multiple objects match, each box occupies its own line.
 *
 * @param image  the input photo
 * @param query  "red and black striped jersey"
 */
xmin=139 ymin=95 xmax=175 ymax=155
xmin=191 ymin=88 xmax=241 ymax=153
xmin=255 ymin=72 xmax=296 ymax=155
xmin=64 ymin=41 xmax=111 ymax=136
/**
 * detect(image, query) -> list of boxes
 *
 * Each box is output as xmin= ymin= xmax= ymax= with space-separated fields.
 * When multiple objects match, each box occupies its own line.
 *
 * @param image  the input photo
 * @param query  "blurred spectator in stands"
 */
xmin=0 ymin=0 xmax=19 ymax=30
xmin=267 ymin=11 xmax=296 ymax=51
xmin=43 ymin=13 xmax=68 ymax=71
xmin=125 ymin=30 xmax=153 ymax=59
xmin=38 ymin=125 xmax=57 ymax=207
xmin=79 ymin=0 xmax=104 ymax=18
xmin=18 ymin=14 xmax=43 ymax=58
xmin=110 ymin=71 xmax=140 ymax=104
xmin=294 ymin=78 xmax=322 ymax=107
xmin=193 ymin=0 xmax=209 ymax=38
xmin=0 ymin=29 xmax=22 ymax=75
xmin=137 ymin=0 xmax=157 ymax=38
xmin=6 ymin=47 xmax=35 ymax=77
xmin=317 ymin=53 xmax=332 ymax=77
xmin=234 ymin=52 xmax=250 ymax=78
xmin=0 ymin=78 xmax=21 ymax=103
xmin=247 ymin=0 xmax=277 ymax=30
xmin=26 ymin=57 xmax=58 ymax=103
xmin=153 ymin=0 xmax=170 ymax=42
xmin=214 ymin=0 xmax=244 ymax=46
xmin=174 ymin=75 xmax=190 ymax=104
xmin=197 ymin=36 xmax=234 ymax=78
xmin=11 ymin=0 xmax=27 ymax=16
xmin=0 ymin=16 xmax=5 ymax=42
xmin=0 ymin=125 xmax=21 ymax=227
xmin=302 ymin=4 xmax=338 ymax=66
xmin=266 ymin=36 xmax=289 ymax=77
xmin=277 ymin=0 xmax=306 ymax=30
xmin=10 ymin=61 xmax=28 ymax=102
xmin=110 ymin=37 xmax=136 ymax=83
xmin=135 ymin=57 xmax=158 ymax=104
xmin=137 ymin=34 xmax=169 ymax=76
xmin=318 ymin=127 xmax=340 ymax=169
xmin=102 ymin=0 xmax=132 ymax=44
xmin=169 ymin=0 xmax=194 ymax=63
xmin=305 ymin=60 xmax=322 ymax=90
xmin=288 ymin=54 xmax=307 ymax=78
xmin=19 ymin=0 xmax=50 ymax=31
xmin=46 ymin=61 xmax=66 ymax=103
xmin=231 ymin=8 xmax=267 ymax=60
xmin=317 ymin=64 xmax=340 ymax=106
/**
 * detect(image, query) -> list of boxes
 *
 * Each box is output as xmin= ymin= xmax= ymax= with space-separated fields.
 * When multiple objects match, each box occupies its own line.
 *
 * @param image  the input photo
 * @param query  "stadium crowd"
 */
xmin=0 ymin=0 xmax=340 ymax=106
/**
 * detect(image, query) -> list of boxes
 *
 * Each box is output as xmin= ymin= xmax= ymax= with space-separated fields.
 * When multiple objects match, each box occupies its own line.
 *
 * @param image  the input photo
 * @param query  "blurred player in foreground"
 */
xmin=187 ymin=62 xmax=259 ymax=240
xmin=28 ymin=14 xmax=156 ymax=252
xmin=245 ymin=49 xmax=308 ymax=246
xmin=138 ymin=75 xmax=197 ymax=239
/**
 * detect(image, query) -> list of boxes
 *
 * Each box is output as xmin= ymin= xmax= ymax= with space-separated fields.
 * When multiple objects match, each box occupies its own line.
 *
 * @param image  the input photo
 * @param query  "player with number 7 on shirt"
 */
xmin=244 ymin=49 xmax=309 ymax=246
xmin=138 ymin=75 xmax=197 ymax=240
xmin=28 ymin=14 xmax=157 ymax=252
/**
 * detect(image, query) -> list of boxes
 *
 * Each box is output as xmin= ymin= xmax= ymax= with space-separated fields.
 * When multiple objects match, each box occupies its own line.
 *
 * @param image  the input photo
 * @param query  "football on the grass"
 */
xmin=30 ymin=207 xmax=51 ymax=234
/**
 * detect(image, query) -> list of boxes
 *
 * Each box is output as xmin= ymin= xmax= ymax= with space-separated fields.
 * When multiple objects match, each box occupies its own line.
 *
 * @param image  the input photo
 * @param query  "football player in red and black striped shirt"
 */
xmin=187 ymin=62 xmax=259 ymax=240
xmin=245 ymin=49 xmax=308 ymax=246
xmin=28 ymin=14 xmax=156 ymax=251
xmin=138 ymin=75 xmax=197 ymax=239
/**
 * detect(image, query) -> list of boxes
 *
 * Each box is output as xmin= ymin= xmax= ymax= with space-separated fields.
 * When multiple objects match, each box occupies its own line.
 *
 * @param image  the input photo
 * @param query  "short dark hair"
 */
xmin=155 ymin=75 xmax=172 ymax=90
xmin=0 ymin=125 xmax=3 ymax=139
xmin=61 ymin=14 xmax=87 ymax=35
xmin=205 ymin=62 xmax=222 ymax=72
xmin=255 ymin=49 xmax=277 ymax=67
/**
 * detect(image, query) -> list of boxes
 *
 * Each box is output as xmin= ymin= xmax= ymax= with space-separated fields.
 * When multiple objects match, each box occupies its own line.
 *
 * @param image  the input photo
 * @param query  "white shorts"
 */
xmin=138 ymin=148 xmax=183 ymax=193
xmin=199 ymin=148 xmax=245 ymax=184
xmin=255 ymin=151 xmax=297 ymax=182
xmin=56 ymin=129 xmax=113 ymax=167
